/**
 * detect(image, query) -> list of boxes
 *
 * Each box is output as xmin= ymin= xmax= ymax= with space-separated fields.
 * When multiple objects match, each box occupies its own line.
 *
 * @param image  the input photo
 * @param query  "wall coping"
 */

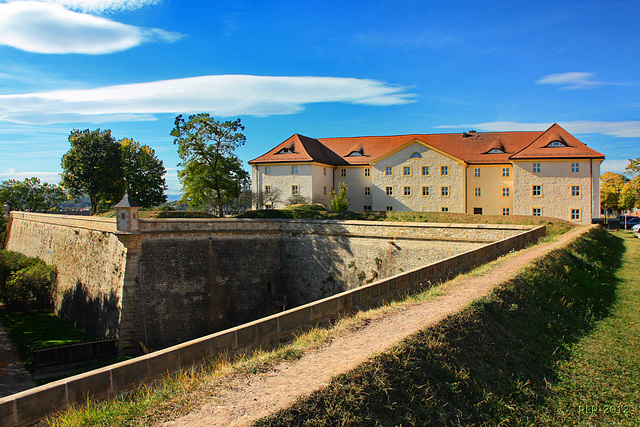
xmin=8 ymin=212 xmax=116 ymax=233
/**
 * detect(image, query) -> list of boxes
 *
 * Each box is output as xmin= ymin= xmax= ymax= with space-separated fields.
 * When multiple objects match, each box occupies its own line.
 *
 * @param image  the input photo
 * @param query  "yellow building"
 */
xmin=249 ymin=124 xmax=604 ymax=224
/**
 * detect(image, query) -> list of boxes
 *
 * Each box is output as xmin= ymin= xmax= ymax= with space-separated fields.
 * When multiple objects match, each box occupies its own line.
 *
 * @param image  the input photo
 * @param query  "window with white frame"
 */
xmin=473 ymin=207 xmax=483 ymax=215
xmin=340 ymin=168 xmax=347 ymax=177
xmin=441 ymin=165 xmax=449 ymax=176
xmin=386 ymin=186 xmax=393 ymax=196
xmin=532 ymin=208 xmax=542 ymax=216
xmin=503 ymin=208 xmax=510 ymax=216
xmin=532 ymin=185 xmax=542 ymax=196
xmin=291 ymin=165 xmax=298 ymax=174
xmin=474 ymin=187 xmax=481 ymax=197
xmin=385 ymin=166 xmax=393 ymax=176
xmin=291 ymin=185 xmax=299 ymax=195
xmin=571 ymin=185 xmax=580 ymax=196
xmin=571 ymin=162 xmax=580 ymax=173
xmin=441 ymin=207 xmax=449 ymax=212
xmin=422 ymin=166 xmax=429 ymax=176
xmin=404 ymin=186 xmax=411 ymax=196
xmin=323 ymin=167 xmax=326 ymax=176
xmin=264 ymin=185 xmax=271 ymax=194
xmin=502 ymin=167 xmax=510 ymax=177
xmin=474 ymin=168 xmax=481 ymax=177
xmin=441 ymin=186 xmax=449 ymax=197
xmin=403 ymin=166 xmax=411 ymax=176
xmin=364 ymin=186 xmax=371 ymax=196
xmin=323 ymin=186 xmax=327 ymax=195
xmin=363 ymin=205 xmax=372 ymax=211
xmin=265 ymin=166 xmax=271 ymax=175
xmin=364 ymin=168 xmax=370 ymax=177
xmin=533 ymin=163 xmax=541 ymax=173
xmin=386 ymin=205 xmax=393 ymax=211
xmin=503 ymin=187 xmax=510 ymax=197
xmin=571 ymin=208 xmax=581 ymax=220
xmin=422 ymin=186 xmax=430 ymax=196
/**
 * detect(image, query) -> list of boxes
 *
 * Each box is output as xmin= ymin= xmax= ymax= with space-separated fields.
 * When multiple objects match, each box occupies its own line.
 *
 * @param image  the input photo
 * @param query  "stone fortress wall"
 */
xmin=6 ymin=213 xmax=535 ymax=356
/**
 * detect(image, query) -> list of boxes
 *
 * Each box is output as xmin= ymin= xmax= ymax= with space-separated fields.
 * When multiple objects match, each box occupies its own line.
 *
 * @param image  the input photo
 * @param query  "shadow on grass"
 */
xmin=254 ymin=227 xmax=624 ymax=426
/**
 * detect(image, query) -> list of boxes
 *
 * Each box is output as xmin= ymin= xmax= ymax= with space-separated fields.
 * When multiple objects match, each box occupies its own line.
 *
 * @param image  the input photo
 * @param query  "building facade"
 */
xmin=249 ymin=124 xmax=604 ymax=224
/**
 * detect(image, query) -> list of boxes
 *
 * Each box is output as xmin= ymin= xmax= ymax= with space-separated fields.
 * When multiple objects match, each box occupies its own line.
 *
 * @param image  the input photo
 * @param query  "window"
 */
xmin=291 ymin=165 xmax=298 ymax=174
xmin=323 ymin=167 xmax=326 ymax=176
xmin=265 ymin=166 xmax=271 ymax=175
xmin=571 ymin=185 xmax=580 ymax=197
xmin=422 ymin=186 xmax=430 ymax=196
xmin=386 ymin=205 xmax=393 ymax=211
xmin=323 ymin=186 xmax=327 ymax=195
xmin=340 ymin=168 xmax=347 ymax=177
xmin=474 ymin=187 xmax=481 ymax=197
xmin=441 ymin=165 xmax=449 ymax=176
xmin=364 ymin=168 xmax=370 ymax=177
xmin=421 ymin=166 xmax=430 ymax=176
xmin=503 ymin=208 xmax=510 ymax=216
xmin=533 ymin=163 xmax=541 ymax=173
xmin=441 ymin=207 xmax=449 ymax=212
xmin=488 ymin=148 xmax=504 ymax=154
xmin=474 ymin=168 xmax=481 ymax=177
xmin=409 ymin=152 xmax=422 ymax=158
xmin=532 ymin=208 xmax=542 ymax=216
xmin=364 ymin=186 xmax=371 ymax=196
xmin=441 ymin=186 xmax=449 ymax=197
xmin=363 ymin=205 xmax=372 ymax=211
xmin=547 ymin=140 xmax=566 ymax=147
xmin=473 ymin=207 xmax=483 ymax=215
xmin=502 ymin=187 xmax=510 ymax=197
xmin=532 ymin=185 xmax=542 ymax=196
xmin=385 ymin=166 xmax=393 ymax=176
xmin=291 ymin=185 xmax=299 ymax=195
xmin=264 ymin=185 xmax=271 ymax=194
xmin=386 ymin=186 xmax=393 ymax=196
xmin=571 ymin=162 xmax=580 ymax=173
xmin=571 ymin=209 xmax=581 ymax=220
xmin=502 ymin=167 xmax=510 ymax=177
xmin=347 ymin=151 xmax=363 ymax=157
xmin=265 ymin=204 xmax=273 ymax=210
xmin=278 ymin=147 xmax=292 ymax=154
xmin=403 ymin=166 xmax=411 ymax=176
xmin=404 ymin=186 xmax=411 ymax=196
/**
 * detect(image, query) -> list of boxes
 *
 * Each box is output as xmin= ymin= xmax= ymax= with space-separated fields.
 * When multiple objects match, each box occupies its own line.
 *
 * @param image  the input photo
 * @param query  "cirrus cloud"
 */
xmin=28 ymin=0 xmax=160 ymax=13
xmin=0 ymin=1 xmax=181 ymax=54
xmin=436 ymin=121 xmax=640 ymax=138
xmin=536 ymin=72 xmax=601 ymax=90
xmin=0 ymin=75 xmax=416 ymax=124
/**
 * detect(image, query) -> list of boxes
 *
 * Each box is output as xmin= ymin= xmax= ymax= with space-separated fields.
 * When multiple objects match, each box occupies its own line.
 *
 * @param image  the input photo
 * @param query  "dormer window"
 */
xmin=277 ymin=147 xmax=292 ymax=154
xmin=347 ymin=151 xmax=363 ymax=157
xmin=487 ymin=148 xmax=504 ymax=154
xmin=409 ymin=152 xmax=422 ymax=158
xmin=546 ymin=140 xmax=566 ymax=147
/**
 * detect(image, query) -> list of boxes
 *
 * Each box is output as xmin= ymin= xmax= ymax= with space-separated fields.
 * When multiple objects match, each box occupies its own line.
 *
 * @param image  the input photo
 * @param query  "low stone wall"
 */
xmin=0 ymin=225 xmax=545 ymax=427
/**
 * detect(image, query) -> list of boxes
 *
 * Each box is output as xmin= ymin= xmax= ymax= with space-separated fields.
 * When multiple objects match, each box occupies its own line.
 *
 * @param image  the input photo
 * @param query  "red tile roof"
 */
xmin=248 ymin=124 xmax=604 ymax=166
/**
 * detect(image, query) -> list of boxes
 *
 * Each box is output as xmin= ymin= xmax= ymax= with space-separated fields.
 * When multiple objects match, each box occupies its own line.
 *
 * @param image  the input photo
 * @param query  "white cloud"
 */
xmin=0 ymin=1 xmax=181 ymax=54
xmin=536 ymin=72 xmax=601 ymax=90
xmin=34 ymin=0 xmax=160 ymax=12
xmin=436 ymin=121 xmax=640 ymax=138
xmin=0 ymin=170 xmax=61 ymax=182
xmin=0 ymin=75 xmax=416 ymax=124
xmin=601 ymin=159 xmax=630 ymax=174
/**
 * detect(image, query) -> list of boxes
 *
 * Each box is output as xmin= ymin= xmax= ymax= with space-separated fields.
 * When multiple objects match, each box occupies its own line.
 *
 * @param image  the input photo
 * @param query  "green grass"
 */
xmin=254 ymin=227 xmax=639 ymax=426
xmin=0 ymin=311 xmax=94 ymax=367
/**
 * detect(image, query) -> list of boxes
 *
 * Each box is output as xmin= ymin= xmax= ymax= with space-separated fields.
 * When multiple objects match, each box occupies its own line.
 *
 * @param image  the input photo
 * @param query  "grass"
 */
xmin=253 ymin=227 xmax=639 ymax=426
xmin=0 ymin=311 xmax=94 ymax=367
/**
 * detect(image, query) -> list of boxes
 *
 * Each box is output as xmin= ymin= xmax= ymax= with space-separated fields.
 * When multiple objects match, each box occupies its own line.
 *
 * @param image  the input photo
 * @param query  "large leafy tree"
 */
xmin=61 ymin=129 xmax=125 ymax=215
xmin=171 ymin=114 xmax=249 ymax=217
xmin=120 ymin=138 xmax=168 ymax=208
xmin=0 ymin=177 xmax=65 ymax=212
xmin=600 ymin=172 xmax=628 ymax=214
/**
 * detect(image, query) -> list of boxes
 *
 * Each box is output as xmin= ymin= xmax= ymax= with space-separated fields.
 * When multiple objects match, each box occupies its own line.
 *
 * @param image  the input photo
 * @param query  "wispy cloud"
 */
xmin=0 ymin=75 xmax=416 ymax=124
xmin=536 ymin=72 xmax=601 ymax=90
xmin=2 ymin=0 xmax=160 ymax=13
xmin=0 ymin=169 xmax=61 ymax=182
xmin=436 ymin=121 xmax=640 ymax=138
xmin=0 ymin=1 xmax=181 ymax=54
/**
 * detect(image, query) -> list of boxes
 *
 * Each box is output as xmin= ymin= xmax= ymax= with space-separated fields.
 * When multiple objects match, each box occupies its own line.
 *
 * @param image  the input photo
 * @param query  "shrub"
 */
xmin=0 ymin=251 xmax=56 ymax=309
xmin=329 ymin=183 xmax=350 ymax=211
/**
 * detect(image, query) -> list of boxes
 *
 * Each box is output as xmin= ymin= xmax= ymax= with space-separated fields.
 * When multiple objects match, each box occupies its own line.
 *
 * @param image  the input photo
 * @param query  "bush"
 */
xmin=0 ymin=250 xmax=56 ymax=309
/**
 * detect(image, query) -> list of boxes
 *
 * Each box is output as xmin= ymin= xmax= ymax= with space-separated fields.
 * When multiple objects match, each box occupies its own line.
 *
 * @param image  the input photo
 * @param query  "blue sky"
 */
xmin=1 ymin=0 xmax=639 ymax=196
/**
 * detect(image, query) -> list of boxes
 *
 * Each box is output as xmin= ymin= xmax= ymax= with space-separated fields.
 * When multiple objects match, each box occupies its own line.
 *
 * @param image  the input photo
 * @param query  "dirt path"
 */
xmin=162 ymin=226 xmax=590 ymax=427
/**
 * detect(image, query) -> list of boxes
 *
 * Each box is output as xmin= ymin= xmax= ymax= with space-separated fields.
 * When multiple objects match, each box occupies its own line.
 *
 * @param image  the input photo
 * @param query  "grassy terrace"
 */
xmin=47 ymin=221 xmax=639 ymax=426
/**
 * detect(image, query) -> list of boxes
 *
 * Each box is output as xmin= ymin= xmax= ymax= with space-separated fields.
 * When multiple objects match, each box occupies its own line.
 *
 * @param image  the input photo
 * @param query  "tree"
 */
xmin=61 ymin=129 xmax=125 ymax=215
xmin=171 ymin=114 xmax=249 ymax=217
xmin=120 ymin=138 xmax=168 ymax=208
xmin=0 ymin=178 xmax=65 ymax=212
xmin=329 ymin=183 xmax=350 ymax=211
xmin=600 ymin=172 xmax=627 ymax=215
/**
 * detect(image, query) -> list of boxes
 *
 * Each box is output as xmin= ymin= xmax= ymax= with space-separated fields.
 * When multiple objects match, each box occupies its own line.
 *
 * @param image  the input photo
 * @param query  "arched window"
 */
xmin=409 ymin=152 xmax=422 ymax=158
xmin=487 ymin=148 xmax=504 ymax=154
xmin=546 ymin=140 xmax=566 ymax=147
xmin=347 ymin=151 xmax=363 ymax=157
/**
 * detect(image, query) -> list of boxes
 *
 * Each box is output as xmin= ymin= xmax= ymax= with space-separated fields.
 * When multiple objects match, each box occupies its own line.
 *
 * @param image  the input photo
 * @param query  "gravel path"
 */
xmin=162 ymin=226 xmax=590 ymax=427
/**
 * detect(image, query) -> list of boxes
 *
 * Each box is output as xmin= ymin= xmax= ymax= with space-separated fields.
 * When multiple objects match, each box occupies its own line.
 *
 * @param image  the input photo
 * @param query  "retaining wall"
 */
xmin=0 ymin=224 xmax=545 ymax=426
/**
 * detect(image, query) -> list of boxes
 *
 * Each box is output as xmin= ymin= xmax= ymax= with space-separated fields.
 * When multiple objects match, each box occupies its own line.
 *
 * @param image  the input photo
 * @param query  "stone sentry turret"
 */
xmin=114 ymin=193 xmax=141 ymax=232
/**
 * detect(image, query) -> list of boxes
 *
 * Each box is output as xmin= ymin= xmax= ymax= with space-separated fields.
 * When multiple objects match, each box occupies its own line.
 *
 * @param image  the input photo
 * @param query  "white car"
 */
xmin=631 ymin=223 xmax=640 ymax=233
